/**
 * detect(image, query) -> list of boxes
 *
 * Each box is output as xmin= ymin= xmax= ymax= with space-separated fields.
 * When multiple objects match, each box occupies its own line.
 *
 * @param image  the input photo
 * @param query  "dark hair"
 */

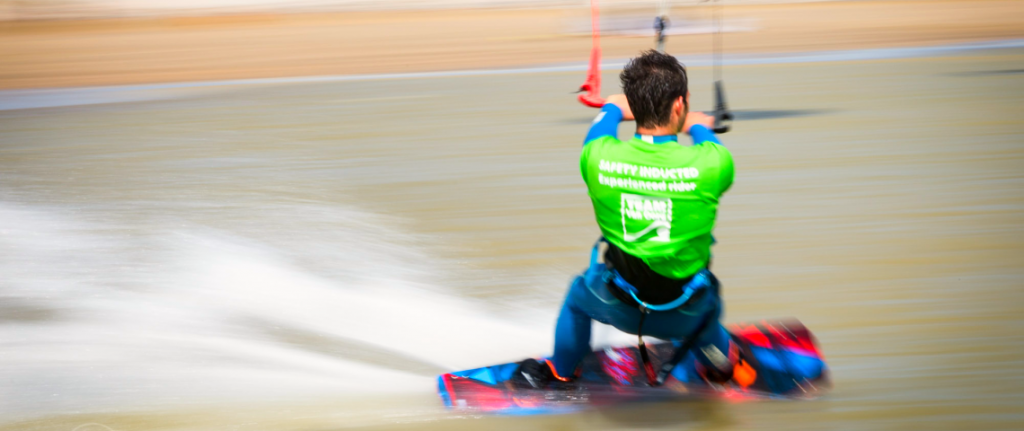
xmin=620 ymin=50 xmax=689 ymax=128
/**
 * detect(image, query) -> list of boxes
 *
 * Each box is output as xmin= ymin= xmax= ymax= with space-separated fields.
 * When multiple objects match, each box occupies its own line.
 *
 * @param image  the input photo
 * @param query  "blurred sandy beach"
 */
xmin=2 ymin=0 xmax=1023 ymax=89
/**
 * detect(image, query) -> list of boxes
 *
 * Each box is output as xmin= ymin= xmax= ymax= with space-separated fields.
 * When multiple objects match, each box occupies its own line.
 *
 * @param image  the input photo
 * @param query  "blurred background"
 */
xmin=1 ymin=0 xmax=1022 ymax=430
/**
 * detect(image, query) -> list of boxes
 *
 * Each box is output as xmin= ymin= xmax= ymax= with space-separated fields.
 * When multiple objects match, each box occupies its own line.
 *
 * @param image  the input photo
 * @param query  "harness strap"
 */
xmin=612 ymin=270 xmax=708 ymax=311
xmin=637 ymin=312 xmax=657 ymax=385
xmin=589 ymin=238 xmax=707 ymax=311
xmin=589 ymin=238 xmax=714 ymax=386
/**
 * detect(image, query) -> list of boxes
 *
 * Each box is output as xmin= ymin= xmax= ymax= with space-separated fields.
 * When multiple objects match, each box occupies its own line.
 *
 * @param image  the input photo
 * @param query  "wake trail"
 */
xmin=0 ymin=200 xmax=551 ymax=420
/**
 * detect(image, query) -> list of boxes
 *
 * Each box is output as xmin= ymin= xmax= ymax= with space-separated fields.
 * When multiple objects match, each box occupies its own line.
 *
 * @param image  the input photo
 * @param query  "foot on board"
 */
xmin=510 ymin=358 xmax=576 ymax=391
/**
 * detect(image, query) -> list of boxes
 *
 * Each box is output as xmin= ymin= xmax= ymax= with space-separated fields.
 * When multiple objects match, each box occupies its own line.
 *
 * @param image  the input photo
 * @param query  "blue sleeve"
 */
xmin=583 ymin=103 xmax=624 ymax=146
xmin=689 ymin=124 xmax=721 ymax=145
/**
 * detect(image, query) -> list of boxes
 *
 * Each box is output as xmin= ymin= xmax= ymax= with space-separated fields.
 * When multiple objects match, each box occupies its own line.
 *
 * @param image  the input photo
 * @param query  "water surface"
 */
xmin=1 ymin=48 xmax=1022 ymax=430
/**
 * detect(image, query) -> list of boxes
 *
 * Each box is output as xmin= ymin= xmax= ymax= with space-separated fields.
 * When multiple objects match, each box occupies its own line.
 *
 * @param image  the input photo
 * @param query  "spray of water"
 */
xmin=0 ymin=200 xmax=552 ymax=420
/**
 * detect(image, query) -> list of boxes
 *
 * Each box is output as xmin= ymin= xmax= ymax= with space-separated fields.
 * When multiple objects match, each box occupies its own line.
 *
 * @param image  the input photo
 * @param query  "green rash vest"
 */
xmin=581 ymin=105 xmax=734 ymax=279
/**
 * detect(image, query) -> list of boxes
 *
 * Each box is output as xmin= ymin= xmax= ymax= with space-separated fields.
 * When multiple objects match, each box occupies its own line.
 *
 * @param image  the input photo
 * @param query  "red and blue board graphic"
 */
xmin=437 ymin=320 xmax=830 ymax=414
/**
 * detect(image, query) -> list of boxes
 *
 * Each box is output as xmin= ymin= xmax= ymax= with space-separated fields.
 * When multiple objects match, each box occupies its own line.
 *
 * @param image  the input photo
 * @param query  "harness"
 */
xmin=588 ymin=238 xmax=717 ymax=385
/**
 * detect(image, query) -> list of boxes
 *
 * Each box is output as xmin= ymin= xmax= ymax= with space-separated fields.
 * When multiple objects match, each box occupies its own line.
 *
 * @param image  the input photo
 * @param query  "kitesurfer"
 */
xmin=514 ymin=50 xmax=737 ymax=389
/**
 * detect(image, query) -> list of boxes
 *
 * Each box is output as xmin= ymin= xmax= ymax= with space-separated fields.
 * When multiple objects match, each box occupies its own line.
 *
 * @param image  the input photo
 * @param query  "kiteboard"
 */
xmin=437 ymin=319 xmax=829 ymax=414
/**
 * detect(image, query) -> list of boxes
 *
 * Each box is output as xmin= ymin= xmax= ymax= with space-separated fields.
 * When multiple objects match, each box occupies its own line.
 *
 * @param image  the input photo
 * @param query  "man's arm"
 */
xmin=689 ymin=125 xmax=720 ymax=145
xmin=684 ymin=111 xmax=731 ymax=194
xmin=684 ymin=111 xmax=721 ymax=146
xmin=684 ymin=111 xmax=734 ymax=194
xmin=583 ymin=94 xmax=635 ymax=146
xmin=604 ymin=94 xmax=635 ymax=121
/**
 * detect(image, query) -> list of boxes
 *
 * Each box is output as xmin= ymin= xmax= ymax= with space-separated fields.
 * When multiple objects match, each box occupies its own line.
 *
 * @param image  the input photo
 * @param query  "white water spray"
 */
xmin=0 ymin=200 xmax=550 ymax=420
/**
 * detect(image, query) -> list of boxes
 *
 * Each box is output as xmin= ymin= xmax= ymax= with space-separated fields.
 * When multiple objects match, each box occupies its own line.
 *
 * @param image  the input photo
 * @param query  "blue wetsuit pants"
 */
xmin=551 ymin=255 xmax=733 ymax=380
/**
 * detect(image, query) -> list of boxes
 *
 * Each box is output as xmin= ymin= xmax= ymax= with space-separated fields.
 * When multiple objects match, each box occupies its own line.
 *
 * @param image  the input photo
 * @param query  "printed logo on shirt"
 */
xmin=621 ymin=193 xmax=672 ymax=243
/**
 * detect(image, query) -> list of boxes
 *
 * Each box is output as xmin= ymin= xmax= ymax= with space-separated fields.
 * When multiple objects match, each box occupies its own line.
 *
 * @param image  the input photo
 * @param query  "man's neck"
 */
xmin=635 ymin=125 xmax=677 ymax=136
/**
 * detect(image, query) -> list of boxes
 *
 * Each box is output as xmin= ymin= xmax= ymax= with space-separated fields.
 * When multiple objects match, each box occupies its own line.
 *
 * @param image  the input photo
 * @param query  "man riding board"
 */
xmin=515 ymin=50 xmax=737 ymax=389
